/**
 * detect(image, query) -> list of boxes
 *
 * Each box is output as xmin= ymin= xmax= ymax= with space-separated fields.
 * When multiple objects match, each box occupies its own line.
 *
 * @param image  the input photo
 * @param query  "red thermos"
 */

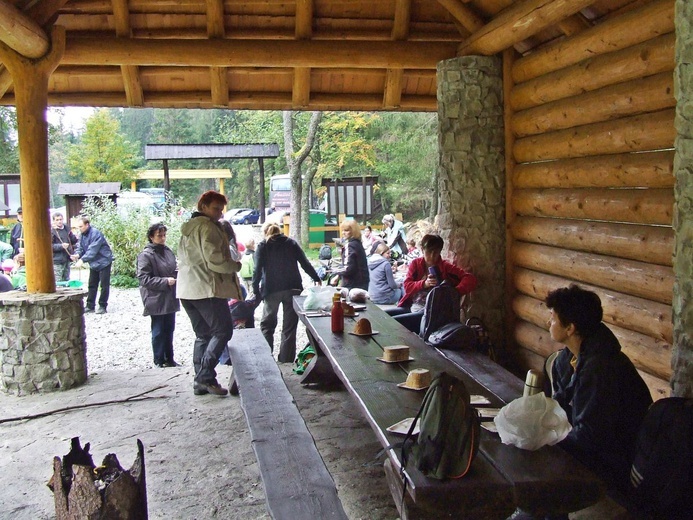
xmin=331 ymin=292 xmax=344 ymax=333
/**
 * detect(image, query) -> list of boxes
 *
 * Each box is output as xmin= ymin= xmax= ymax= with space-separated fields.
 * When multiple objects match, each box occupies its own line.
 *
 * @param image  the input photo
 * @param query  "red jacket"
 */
xmin=397 ymin=256 xmax=477 ymax=308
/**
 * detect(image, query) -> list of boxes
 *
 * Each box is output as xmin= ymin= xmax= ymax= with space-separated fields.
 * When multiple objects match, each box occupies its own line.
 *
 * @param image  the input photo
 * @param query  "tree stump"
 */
xmin=47 ymin=437 xmax=147 ymax=519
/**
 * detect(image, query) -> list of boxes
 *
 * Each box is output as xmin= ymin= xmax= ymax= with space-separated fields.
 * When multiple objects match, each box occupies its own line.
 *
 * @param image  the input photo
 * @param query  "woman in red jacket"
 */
xmin=391 ymin=234 xmax=477 ymax=333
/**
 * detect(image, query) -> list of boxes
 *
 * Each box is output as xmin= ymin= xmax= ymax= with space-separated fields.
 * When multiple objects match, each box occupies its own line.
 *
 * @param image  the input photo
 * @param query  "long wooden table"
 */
xmin=294 ymin=296 xmax=604 ymax=519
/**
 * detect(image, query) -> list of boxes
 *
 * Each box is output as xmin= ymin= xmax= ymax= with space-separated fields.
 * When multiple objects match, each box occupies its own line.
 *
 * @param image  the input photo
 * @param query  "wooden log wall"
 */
xmin=505 ymin=0 xmax=675 ymax=400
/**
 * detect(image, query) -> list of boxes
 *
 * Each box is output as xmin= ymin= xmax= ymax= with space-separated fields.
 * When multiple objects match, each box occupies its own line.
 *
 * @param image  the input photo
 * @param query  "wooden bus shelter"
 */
xmin=0 ymin=0 xmax=690 ymax=398
xmin=144 ymin=143 xmax=279 ymax=212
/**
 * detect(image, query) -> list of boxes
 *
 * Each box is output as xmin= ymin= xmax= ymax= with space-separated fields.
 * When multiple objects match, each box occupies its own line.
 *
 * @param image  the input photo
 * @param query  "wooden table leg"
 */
xmin=299 ymin=330 xmax=340 ymax=385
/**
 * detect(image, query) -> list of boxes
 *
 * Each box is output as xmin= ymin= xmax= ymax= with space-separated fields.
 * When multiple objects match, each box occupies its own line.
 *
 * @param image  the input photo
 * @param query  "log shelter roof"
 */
xmin=0 ymin=0 xmax=650 ymax=112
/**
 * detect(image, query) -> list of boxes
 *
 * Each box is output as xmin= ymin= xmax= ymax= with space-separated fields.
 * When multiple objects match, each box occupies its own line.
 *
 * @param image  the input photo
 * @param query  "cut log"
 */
xmin=511 ymin=0 xmax=675 ymax=83
xmin=513 ymin=150 xmax=674 ymax=189
xmin=513 ymin=268 xmax=673 ymax=344
xmin=512 ymin=188 xmax=673 ymax=226
xmin=511 ymin=72 xmax=674 ymax=137
xmin=511 ymin=242 xmax=674 ymax=304
xmin=513 ymin=295 xmax=672 ymax=379
xmin=510 ymin=32 xmax=675 ymax=111
xmin=513 ymin=108 xmax=675 ymax=162
xmin=510 ymin=217 xmax=674 ymax=266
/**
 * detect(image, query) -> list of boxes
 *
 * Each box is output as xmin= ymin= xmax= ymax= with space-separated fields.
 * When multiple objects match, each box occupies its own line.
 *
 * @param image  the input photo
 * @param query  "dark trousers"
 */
xmin=86 ymin=264 xmax=111 ymax=310
xmin=181 ymin=298 xmax=233 ymax=385
xmin=260 ymin=289 xmax=301 ymax=363
xmin=387 ymin=307 xmax=424 ymax=334
xmin=151 ymin=313 xmax=176 ymax=365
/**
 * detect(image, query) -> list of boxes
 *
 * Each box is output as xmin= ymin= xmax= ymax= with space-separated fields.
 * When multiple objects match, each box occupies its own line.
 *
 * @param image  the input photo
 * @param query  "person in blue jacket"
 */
xmin=71 ymin=216 xmax=113 ymax=314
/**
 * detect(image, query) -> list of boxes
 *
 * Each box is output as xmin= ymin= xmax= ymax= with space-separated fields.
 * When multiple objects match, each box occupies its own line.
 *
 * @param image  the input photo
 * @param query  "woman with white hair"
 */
xmin=382 ymin=214 xmax=407 ymax=256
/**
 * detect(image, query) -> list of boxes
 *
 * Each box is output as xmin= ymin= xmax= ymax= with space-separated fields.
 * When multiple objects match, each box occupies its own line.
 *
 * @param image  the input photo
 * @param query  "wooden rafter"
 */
xmin=0 ymin=0 xmax=49 ymax=59
xmin=384 ymin=0 xmax=412 ymax=109
xmin=61 ymin=38 xmax=458 ymax=70
xmin=437 ymin=0 xmax=485 ymax=34
xmin=111 ymin=0 xmax=143 ymax=106
xmin=458 ymin=0 xmax=596 ymax=56
xmin=293 ymin=0 xmax=313 ymax=108
xmin=557 ymin=13 xmax=591 ymax=36
xmin=26 ymin=0 xmax=69 ymax=27
xmin=0 ymin=66 xmax=11 ymax=97
xmin=206 ymin=0 xmax=228 ymax=107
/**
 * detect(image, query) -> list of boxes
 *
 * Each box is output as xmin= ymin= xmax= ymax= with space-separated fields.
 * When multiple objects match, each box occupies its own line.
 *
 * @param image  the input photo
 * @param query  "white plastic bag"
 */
xmin=303 ymin=286 xmax=336 ymax=311
xmin=493 ymin=392 xmax=572 ymax=451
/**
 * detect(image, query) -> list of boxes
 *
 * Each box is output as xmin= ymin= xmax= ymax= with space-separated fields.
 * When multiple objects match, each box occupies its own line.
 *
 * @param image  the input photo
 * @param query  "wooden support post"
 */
xmin=0 ymin=26 xmax=64 ymax=293
xmin=162 ymin=159 xmax=170 ymax=192
xmin=258 ymin=158 xmax=266 ymax=223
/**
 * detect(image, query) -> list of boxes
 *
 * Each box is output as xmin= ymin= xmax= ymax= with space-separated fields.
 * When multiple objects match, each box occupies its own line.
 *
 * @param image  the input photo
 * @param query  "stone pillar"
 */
xmin=0 ymin=290 xmax=87 ymax=395
xmin=436 ymin=56 xmax=505 ymax=347
xmin=672 ymin=1 xmax=693 ymax=398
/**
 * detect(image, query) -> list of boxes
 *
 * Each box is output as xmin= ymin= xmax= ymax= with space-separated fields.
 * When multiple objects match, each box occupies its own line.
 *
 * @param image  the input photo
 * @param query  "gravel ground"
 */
xmin=82 ymin=223 xmax=310 ymax=374
xmin=82 ymin=286 xmax=308 ymax=374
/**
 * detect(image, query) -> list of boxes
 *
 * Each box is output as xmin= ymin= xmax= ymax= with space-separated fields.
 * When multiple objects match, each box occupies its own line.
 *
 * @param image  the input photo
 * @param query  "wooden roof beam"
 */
xmin=293 ymin=1 xmax=313 ymax=108
xmin=63 ymin=38 xmax=457 ymax=69
xmin=112 ymin=0 xmax=143 ymax=106
xmin=556 ymin=13 xmax=591 ymax=36
xmin=384 ymin=0 xmax=411 ymax=109
xmin=206 ymin=0 xmax=228 ymax=107
xmin=26 ymin=0 xmax=70 ymax=27
xmin=458 ymin=0 xmax=596 ymax=56
xmin=0 ymin=66 xmax=11 ymax=97
xmin=0 ymin=0 xmax=50 ymax=58
xmin=437 ymin=0 xmax=485 ymax=35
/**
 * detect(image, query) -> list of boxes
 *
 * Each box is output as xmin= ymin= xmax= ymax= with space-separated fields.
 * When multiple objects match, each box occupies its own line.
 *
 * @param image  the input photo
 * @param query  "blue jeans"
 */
xmin=181 ymin=298 xmax=233 ymax=385
xmin=151 ymin=313 xmax=176 ymax=365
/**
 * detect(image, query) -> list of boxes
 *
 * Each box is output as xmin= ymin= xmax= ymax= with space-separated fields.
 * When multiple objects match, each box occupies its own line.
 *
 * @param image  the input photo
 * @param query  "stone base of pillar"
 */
xmin=0 ymin=289 xmax=87 ymax=395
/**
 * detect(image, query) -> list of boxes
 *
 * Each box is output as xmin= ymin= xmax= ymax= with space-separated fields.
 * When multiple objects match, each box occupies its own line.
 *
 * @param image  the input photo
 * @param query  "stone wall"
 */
xmin=436 ymin=56 xmax=506 ymax=347
xmin=672 ymin=0 xmax=693 ymax=398
xmin=0 ymin=290 xmax=87 ymax=395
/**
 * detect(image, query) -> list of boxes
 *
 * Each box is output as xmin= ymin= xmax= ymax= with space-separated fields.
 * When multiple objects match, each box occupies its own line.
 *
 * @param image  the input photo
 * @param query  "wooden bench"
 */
xmin=294 ymin=297 xmax=605 ymax=519
xmin=227 ymin=328 xmax=348 ymax=520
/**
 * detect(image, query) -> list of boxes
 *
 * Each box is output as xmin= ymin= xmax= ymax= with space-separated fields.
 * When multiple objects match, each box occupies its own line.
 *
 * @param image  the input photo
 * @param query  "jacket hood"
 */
xmin=368 ymin=254 xmax=389 ymax=268
xmin=144 ymin=242 xmax=168 ymax=253
xmin=180 ymin=213 xmax=214 ymax=236
xmin=265 ymin=234 xmax=290 ymax=246
xmin=581 ymin=322 xmax=621 ymax=357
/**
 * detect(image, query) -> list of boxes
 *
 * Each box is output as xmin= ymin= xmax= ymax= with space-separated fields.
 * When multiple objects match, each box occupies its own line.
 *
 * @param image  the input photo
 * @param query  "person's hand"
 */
xmin=424 ymin=274 xmax=438 ymax=288
xmin=62 ymin=242 xmax=70 ymax=250
xmin=70 ymin=254 xmax=78 ymax=262
xmin=167 ymin=277 xmax=176 ymax=286
xmin=315 ymin=280 xmax=322 ymax=286
xmin=74 ymin=259 xmax=84 ymax=268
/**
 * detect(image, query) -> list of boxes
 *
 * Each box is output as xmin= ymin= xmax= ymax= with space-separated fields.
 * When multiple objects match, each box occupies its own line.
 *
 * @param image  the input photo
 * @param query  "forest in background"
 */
xmin=0 ymin=107 xmax=439 ymax=224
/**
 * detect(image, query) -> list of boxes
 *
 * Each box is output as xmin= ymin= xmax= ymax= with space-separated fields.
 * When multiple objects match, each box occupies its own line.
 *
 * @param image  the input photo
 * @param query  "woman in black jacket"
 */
xmin=333 ymin=219 xmax=369 ymax=291
xmin=137 ymin=223 xmax=181 ymax=368
xmin=252 ymin=223 xmax=321 ymax=363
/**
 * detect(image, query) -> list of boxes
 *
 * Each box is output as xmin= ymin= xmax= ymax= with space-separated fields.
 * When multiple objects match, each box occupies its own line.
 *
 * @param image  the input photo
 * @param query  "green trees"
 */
xmin=66 ymin=109 xmax=140 ymax=184
xmin=0 ymin=107 xmax=19 ymax=173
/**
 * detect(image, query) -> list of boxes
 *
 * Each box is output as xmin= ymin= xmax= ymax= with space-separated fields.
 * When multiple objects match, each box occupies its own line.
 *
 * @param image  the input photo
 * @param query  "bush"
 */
xmin=80 ymin=196 xmax=188 ymax=278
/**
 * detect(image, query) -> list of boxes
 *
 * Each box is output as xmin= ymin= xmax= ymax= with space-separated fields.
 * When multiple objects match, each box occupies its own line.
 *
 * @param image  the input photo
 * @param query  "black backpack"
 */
xmin=629 ymin=397 xmax=693 ymax=519
xmin=419 ymin=282 xmax=461 ymax=341
xmin=318 ymin=244 xmax=332 ymax=260
xmin=426 ymin=322 xmax=477 ymax=351
xmin=401 ymin=372 xmax=480 ymax=480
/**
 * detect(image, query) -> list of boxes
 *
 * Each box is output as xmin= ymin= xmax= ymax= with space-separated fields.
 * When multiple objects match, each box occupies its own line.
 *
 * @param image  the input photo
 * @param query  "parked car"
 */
xmin=224 ymin=207 xmax=251 ymax=221
xmin=232 ymin=209 xmax=261 ymax=225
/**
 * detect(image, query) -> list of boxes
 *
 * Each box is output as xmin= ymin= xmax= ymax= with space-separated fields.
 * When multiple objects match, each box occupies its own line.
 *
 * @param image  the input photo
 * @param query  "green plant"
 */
xmin=111 ymin=274 xmax=139 ymax=288
xmin=80 ymin=196 xmax=189 ymax=278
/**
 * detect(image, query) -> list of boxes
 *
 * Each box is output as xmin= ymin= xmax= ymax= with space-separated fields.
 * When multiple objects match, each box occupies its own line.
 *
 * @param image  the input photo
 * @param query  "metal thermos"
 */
xmin=523 ymin=369 xmax=542 ymax=397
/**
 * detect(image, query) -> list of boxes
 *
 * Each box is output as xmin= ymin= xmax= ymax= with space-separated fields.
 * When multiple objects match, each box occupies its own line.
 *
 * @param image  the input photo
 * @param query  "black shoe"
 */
xmin=155 ymin=362 xmax=166 ymax=368
xmin=163 ymin=360 xmax=181 ymax=367
xmin=194 ymin=382 xmax=228 ymax=396
xmin=193 ymin=383 xmax=209 ymax=395
xmin=84 ymin=307 xmax=95 ymax=313
xmin=96 ymin=307 xmax=107 ymax=314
